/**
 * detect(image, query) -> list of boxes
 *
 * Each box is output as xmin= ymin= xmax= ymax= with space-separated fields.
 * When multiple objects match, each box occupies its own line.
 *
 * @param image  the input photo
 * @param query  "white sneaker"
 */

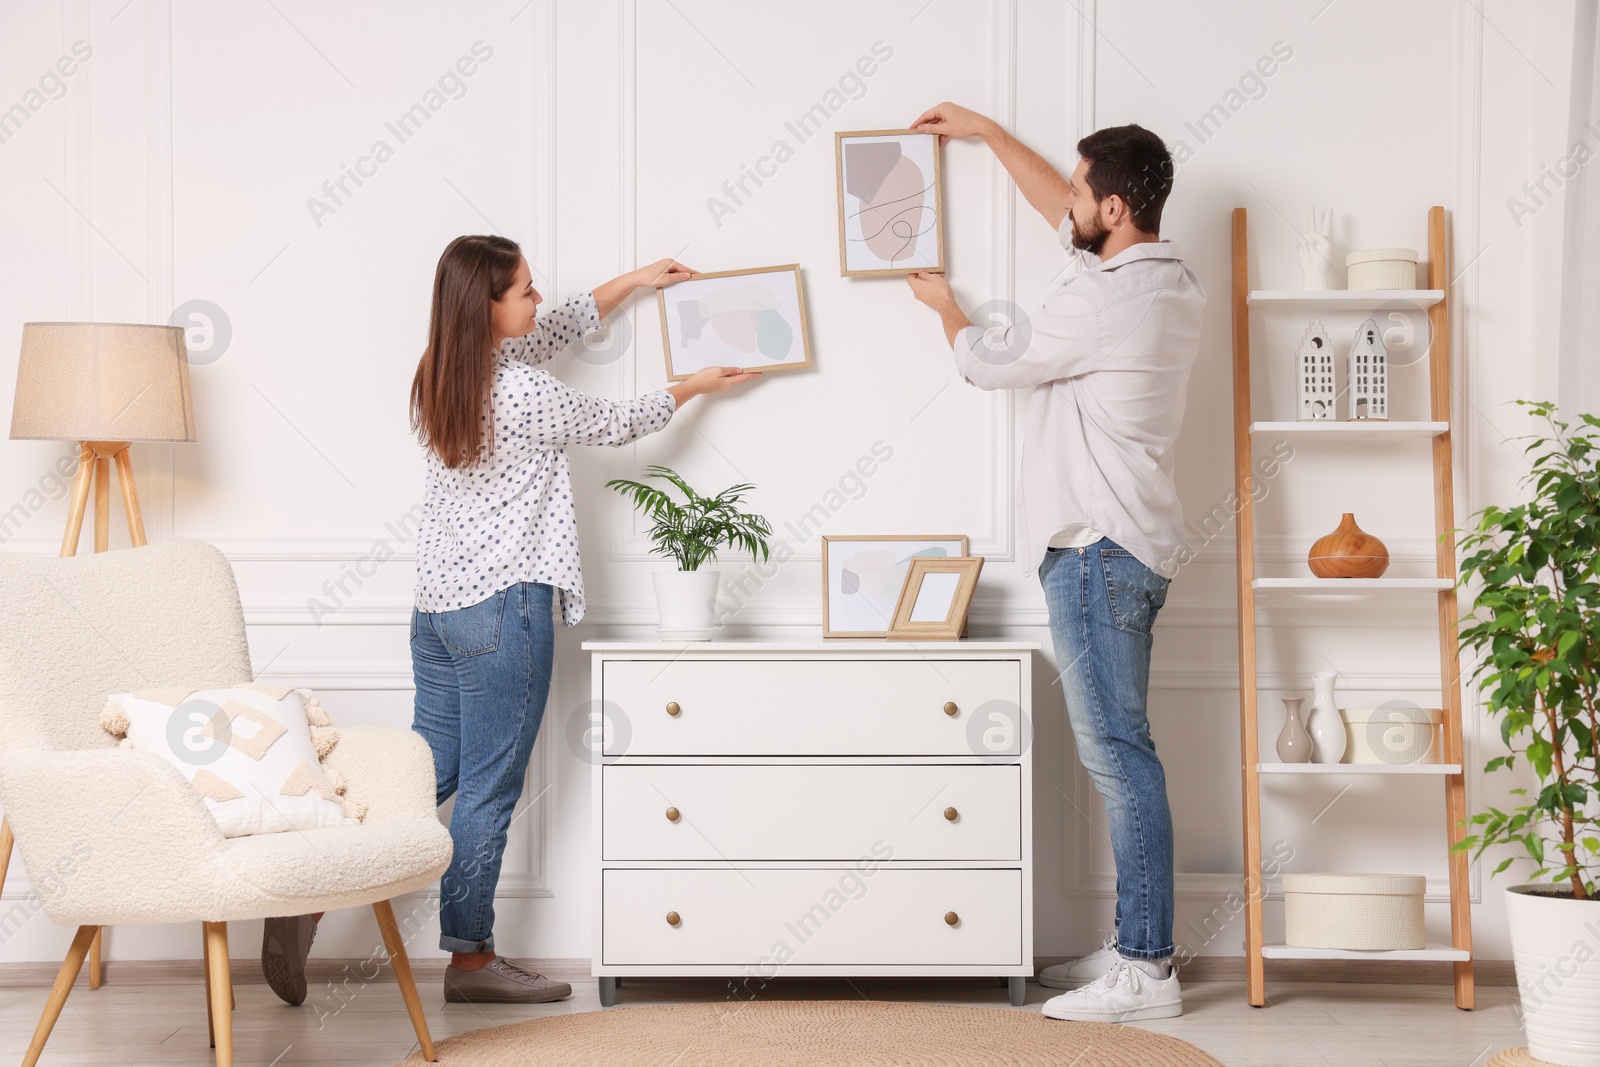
xmin=1037 ymin=935 xmax=1119 ymax=990
xmin=1041 ymin=957 xmax=1182 ymax=1023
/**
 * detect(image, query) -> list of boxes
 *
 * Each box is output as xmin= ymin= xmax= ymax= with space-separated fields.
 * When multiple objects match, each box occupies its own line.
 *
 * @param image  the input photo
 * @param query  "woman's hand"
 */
xmin=595 ymin=258 xmax=698 ymax=317
xmin=668 ymin=366 xmax=761 ymax=409
xmin=635 ymin=258 xmax=696 ymax=288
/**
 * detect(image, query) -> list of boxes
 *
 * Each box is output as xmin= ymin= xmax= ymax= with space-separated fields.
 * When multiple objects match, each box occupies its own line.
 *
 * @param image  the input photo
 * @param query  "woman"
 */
xmin=258 ymin=236 xmax=758 ymax=1009
xmin=410 ymin=235 xmax=758 ymax=1003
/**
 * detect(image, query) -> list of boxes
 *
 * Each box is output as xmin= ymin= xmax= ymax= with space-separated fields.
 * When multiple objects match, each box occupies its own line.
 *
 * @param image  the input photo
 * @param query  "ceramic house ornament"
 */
xmin=1295 ymin=319 xmax=1336 ymax=420
xmin=1347 ymin=317 xmax=1388 ymax=420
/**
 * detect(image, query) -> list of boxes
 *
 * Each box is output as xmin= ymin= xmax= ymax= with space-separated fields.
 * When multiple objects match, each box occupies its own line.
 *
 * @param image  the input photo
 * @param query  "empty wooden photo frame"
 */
xmin=887 ymin=556 xmax=983 ymax=641
xmin=821 ymin=534 xmax=968 ymax=638
xmin=657 ymin=264 xmax=813 ymax=382
xmin=835 ymin=130 xmax=945 ymax=277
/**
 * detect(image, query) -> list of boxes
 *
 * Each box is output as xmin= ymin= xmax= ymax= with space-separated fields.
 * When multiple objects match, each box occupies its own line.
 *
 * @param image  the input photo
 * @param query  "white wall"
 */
xmin=0 ymin=0 xmax=1578 ymax=969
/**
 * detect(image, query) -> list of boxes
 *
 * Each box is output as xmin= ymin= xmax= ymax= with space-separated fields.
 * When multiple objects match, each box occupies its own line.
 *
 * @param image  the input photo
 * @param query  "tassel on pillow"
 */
xmin=298 ymin=689 xmax=334 ymax=728
xmin=323 ymin=763 xmax=369 ymax=823
xmin=309 ymin=724 xmax=340 ymax=761
xmin=100 ymin=699 xmax=130 ymax=741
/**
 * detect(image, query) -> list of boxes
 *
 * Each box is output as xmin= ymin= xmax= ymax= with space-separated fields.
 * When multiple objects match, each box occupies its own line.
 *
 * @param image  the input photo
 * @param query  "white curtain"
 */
xmin=1559 ymin=0 xmax=1600 ymax=419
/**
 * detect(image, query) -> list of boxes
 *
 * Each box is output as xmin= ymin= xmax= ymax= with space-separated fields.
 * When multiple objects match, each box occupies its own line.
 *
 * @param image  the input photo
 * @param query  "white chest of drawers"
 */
xmin=582 ymin=640 xmax=1037 ymax=1006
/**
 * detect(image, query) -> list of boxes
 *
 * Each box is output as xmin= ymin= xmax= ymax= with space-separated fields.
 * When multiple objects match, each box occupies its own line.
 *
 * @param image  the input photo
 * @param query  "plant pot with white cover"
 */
xmin=1454 ymin=401 xmax=1600 ymax=1066
xmin=606 ymin=464 xmax=772 ymax=640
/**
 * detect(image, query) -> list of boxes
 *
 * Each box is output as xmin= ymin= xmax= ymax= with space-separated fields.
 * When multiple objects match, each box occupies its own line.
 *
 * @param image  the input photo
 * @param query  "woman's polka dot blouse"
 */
xmin=414 ymin=291 xmax=677 ymax=626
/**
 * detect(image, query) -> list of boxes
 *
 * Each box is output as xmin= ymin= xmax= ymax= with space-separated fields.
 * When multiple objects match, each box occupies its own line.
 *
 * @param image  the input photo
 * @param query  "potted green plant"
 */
xmin=605 ymin=464 xmax=773 ymax=639
xmin=1453 ymin=401 xmax=1599 ymax=1066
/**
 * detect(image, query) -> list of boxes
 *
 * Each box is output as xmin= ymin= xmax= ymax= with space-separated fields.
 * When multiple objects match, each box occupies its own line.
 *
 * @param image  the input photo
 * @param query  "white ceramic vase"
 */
xmin=1506 ymin=884 xmax=1600 ymax=1065
xmin=651 ymin=569 xmax=723 ymax=640
xmin=1307 ymin=670 xmax=1346 ymax=764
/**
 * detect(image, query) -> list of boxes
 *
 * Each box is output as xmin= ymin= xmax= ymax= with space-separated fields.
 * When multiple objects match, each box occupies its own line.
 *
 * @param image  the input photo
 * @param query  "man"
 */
xmin=906 ymin=103 xmax=1205 ymax=1023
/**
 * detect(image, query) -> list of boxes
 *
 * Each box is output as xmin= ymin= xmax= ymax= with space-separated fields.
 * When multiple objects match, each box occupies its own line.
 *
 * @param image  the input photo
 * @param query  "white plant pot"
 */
xmin=1506 ymin=883 xmax=1600 ymax=1066
xmin=651 ymin=569 xmax=722 ymax=640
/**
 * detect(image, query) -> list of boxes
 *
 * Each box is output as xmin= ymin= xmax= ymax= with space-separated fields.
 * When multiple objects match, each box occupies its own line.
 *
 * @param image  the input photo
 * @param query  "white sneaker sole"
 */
xmin=1041 ymin=1000 xmax=1183 ymax=1023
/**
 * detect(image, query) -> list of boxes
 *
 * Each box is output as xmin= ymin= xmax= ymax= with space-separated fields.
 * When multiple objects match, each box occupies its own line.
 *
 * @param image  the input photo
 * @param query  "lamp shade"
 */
xmin=10 ymin=322 xmax=196 ymax=442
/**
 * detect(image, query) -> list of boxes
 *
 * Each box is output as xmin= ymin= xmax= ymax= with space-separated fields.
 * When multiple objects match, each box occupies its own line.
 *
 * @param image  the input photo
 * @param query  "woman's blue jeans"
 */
xmin=1039 ymin=538 xmax=1175 ymax=962
xmin=410 ymin=582 xmax=554 ymax=954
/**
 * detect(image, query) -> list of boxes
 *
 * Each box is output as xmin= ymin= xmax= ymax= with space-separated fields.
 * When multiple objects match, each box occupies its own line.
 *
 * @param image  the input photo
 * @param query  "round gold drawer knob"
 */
xmin=666 ymin=701 xmax=681 ymax=716
xmin=944 ymin=807 xmax=959 ymax=822
xmin=666 ymin=911 xmax=681 ymax=927
xmin=665 ymin=807 xmax=681 ymax=822
xmin=944 ymin=911 xmax=960 ymax=926
xmin=943 ymin=702 xmax=958 ymax=717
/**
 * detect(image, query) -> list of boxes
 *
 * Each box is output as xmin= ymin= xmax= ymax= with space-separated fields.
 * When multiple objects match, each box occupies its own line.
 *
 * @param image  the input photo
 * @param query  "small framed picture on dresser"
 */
xmin=887 ymin=556 xmax=984 ymax=641
xmin=821 ymin=534 xmax=969 ymax=638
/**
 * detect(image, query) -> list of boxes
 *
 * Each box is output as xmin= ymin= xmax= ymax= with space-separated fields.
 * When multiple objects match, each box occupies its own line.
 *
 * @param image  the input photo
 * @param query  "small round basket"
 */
xmin=1346 ymin=247 xmax=1418 ymax=289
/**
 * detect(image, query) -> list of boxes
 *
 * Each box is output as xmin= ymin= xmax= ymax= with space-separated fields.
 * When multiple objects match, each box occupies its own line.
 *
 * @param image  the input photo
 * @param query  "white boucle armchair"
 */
xmin=0 ymin=539 xmax=452 ymax=1066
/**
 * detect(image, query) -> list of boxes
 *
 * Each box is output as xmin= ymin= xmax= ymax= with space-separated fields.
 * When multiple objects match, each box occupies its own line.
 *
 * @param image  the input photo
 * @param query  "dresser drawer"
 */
xmin=602 ymin=764 xmax=1020 ymax=861
xmin=601 ymin=659 xmax=1020 ymax=756
xmin=602 ymin=867 xmax=1022 ymax=966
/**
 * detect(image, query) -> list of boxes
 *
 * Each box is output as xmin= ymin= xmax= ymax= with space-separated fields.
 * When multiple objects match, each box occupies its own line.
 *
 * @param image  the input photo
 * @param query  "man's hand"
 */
xmin=909 ymin=101 xmax=995 ymax=144
xmin=636 ymin=258 xmax=696 ymax=288
xmin=906 ymin=269 xmax=956 ymax=312
xmin=906 ymin=270 xmax=972 ymax=346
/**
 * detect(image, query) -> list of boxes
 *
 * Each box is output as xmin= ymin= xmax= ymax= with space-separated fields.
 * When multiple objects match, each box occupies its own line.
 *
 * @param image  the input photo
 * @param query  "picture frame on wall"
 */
xmin=820 ymin=534 xmax=969 ymax=638
xmin=887 ymin=556 xmax=984 ymax=641
xmin=835 ymin=130 xmax=945 ymax=277
xmin=657 ymin=264 xmax=813 ymax=382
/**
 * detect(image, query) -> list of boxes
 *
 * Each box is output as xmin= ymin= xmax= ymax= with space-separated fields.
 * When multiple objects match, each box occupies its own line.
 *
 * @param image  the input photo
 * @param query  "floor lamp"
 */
xmin=6 ymin=321 xmax=196 ymax=986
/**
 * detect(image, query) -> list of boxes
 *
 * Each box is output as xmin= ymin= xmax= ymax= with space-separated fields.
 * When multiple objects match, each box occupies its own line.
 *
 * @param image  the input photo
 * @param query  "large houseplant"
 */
xmin=606 ymin=465 xmax=772 ymax=638
xmin=1453 ymin=401 xmax=1599 ymax=1066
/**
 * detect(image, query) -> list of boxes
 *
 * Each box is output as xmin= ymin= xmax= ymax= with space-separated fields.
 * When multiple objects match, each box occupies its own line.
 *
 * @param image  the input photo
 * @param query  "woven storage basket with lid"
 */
xmin=1346 ymin=247 xmax=1418 ymax=289
xmin=1283 ymin=872 xmax=1426 ymax=950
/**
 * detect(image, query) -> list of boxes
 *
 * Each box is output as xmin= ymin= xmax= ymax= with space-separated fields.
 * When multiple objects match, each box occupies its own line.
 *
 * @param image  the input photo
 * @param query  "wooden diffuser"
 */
xmin=1307 ymin=513 xmax=1390 ymax=578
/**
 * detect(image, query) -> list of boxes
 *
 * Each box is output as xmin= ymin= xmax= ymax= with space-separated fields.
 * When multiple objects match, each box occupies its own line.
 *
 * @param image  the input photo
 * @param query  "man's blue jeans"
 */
xmin=410 ymin=582 xmax=555 ymax=954
xmin=1039 ymin=538 xmax=1174 ymax=962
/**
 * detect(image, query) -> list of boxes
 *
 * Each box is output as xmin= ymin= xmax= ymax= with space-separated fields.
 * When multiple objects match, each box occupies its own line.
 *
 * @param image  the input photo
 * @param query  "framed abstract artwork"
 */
xmin=887 ymin=556 xmax=983 ymax=641
xmin=820 ymin=534 xmax=969 ymax=638
xmin=657 ymin=264 xmax=813 ymax=382
xmin=835 ymin=129 xmax=945 ymax=277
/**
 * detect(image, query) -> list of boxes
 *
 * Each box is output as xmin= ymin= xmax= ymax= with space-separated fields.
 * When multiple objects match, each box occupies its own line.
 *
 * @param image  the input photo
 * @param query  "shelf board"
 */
xmin=1246 ymin=289 xmax=1444 ymax=310
xmin=1250 ymin=421 xmax=1448 ymax=438
xmin=1257 ymin=763 xmax=1462 ymax=775
xmin=1262 ymin=943 xmax=1469 ymax=962
xmin=1253 ymin=577 xmax=1453 ymax=591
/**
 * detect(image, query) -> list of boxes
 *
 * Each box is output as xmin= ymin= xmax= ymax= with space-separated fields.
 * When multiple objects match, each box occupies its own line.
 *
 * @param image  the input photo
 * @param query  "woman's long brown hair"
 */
xmin=410 ymin=234 xmax=523 ymax=469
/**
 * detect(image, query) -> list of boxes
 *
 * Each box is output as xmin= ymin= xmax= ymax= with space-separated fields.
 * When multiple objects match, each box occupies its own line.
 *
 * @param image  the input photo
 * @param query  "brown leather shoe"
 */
xmin=444 ymin=957 xmax=573 ymax=1004
xmin=262 ymin=914 xmax=318 ymax=1006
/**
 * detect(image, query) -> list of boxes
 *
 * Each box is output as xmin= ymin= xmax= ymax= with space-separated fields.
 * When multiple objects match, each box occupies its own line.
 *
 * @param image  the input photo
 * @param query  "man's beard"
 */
xmin=1069 ymin=210 xmax=1110 ymax=256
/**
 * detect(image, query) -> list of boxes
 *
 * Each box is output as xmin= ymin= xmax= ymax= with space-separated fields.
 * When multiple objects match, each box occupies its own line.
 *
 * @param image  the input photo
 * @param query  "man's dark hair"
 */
xmin=1075 ymin=124 xmax=1174 ymax=234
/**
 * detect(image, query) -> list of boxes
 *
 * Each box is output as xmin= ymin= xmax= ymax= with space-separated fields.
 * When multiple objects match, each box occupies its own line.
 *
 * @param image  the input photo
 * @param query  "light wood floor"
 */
xmin=0 ymin=961 xmax=1529 ymax=1066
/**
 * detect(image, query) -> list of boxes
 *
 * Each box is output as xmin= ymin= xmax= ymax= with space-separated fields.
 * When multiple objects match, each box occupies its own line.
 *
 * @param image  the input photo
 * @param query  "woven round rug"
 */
xmin=396 ymin=1000 xmax=1223 ymax=1066
xmin=1486 ymin=1051 xmax=1563 ymax=1067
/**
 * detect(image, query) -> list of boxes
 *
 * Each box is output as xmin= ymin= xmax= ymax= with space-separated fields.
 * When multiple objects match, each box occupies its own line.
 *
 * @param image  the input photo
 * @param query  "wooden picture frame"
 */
xmin=820 ymin=534 xmax=968 ymax=638
xmin=657 ymin=264 xmax=813 ymax=382
xmin=887 ymin=556 xmax=983 ymax=641
xmin=835 ymin=130 xmax=945 ymax=277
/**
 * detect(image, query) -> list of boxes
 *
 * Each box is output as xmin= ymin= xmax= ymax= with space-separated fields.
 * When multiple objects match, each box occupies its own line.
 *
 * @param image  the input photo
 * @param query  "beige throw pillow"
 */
xmin=100 ymin=683 xmax=365 ymax=838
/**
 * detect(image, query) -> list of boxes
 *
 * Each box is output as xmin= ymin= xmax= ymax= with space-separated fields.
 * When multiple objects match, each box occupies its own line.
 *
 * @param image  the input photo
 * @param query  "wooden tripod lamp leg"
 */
xmin=111 ymin=445 xmax=146 ymax=547
xmin=60 ymin=443 xmax=94 ymax=557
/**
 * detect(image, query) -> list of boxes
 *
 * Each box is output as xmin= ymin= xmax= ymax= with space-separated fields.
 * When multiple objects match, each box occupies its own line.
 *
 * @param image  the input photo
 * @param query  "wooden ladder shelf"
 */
xmin=1230 ymin=205 xmax=1474 ymax=1010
